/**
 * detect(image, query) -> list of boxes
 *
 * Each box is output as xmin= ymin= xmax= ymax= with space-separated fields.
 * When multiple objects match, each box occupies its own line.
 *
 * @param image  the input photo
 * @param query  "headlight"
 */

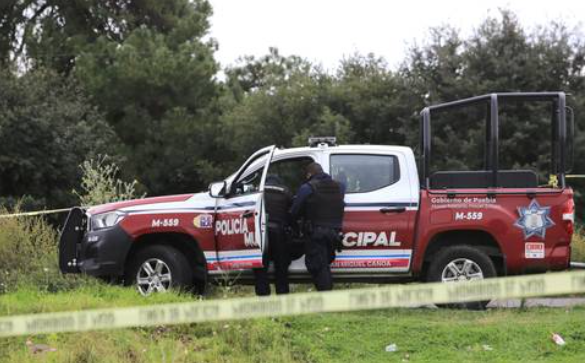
xmin=90 ymin=211 xmax=126 ymax=231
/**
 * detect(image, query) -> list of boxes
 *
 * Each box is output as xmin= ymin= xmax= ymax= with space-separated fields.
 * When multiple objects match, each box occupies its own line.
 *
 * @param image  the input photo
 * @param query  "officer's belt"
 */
xmin=267 ymin=221 xmax=284 ymax=229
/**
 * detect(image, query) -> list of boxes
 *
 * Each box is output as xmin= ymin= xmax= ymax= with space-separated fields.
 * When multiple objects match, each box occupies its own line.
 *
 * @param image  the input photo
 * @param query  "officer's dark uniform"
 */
xmin=290 ymin=171 xmax=345 ymax=291
xmin=253 ymin=176 xmax=292 ymax=296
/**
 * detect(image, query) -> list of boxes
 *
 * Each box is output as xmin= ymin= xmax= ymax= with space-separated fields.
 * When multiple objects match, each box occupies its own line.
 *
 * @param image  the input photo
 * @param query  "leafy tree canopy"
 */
xmin=2 ymin=8 xmax=585 ymax=211
xmin=0 ymin=67 xmax=118 ymax=208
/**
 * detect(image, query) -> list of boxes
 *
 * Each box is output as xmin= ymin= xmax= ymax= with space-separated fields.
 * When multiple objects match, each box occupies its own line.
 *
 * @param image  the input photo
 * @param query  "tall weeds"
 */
xmin=74 ymin=154 xmax=144 ymax=207
xmin=0 ymin=156 xmax=144 ymax=293
xmin=0 ymin=207 xmax=91 ymax=293
xmin=572 ymin=226 xmax=585 ymax=262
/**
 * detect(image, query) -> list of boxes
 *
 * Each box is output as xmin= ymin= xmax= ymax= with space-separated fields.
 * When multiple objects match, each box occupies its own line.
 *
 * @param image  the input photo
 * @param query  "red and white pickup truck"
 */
xmin=59 ymin=92 xmax=576 ymax=297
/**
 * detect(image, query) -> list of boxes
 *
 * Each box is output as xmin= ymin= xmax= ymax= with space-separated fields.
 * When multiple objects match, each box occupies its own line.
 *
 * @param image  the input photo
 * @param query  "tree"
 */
xmin=67 ymin=1 xmax=220 ymax=195
xmin=0 ymin=0 xmax=213 ymax=73
xmin=0 ymin=1 xmax=220 ymax=195
xmin=0 ymin=67 xmax=118 ymax=208
xmin=329 ymin=53 xmax=411 ymax=146
xmin=219 ymin=49 xmax=354 ymax=171
xmin=400 ymin=11 xmax=585 ymax=180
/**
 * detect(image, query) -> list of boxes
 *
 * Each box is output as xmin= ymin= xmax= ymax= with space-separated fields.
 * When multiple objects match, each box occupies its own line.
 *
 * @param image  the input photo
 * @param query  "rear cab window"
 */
xmin=330 ymin=154 xmax=400 ymax=193
xmin=326 ymin=149 xmax=417 ymax=207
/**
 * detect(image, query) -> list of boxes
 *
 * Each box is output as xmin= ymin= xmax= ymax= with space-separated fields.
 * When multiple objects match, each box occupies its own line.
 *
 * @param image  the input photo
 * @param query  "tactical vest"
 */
xmin=305 ymin=178 xmax=344 ymax=228
xmin=264 ymin=185 xmax=290 ymax=223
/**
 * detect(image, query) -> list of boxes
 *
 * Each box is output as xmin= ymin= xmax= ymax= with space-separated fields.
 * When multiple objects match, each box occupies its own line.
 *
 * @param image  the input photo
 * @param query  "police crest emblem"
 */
xmin=193 ymin=214 xmax=213 ymax=229
xmin=514 ymin=200 xmax=555 ymax=239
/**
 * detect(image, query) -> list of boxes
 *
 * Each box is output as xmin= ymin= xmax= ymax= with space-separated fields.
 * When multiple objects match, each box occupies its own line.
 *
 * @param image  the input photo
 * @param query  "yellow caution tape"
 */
xmin=1 ymin=270 xmax=585 ymax=338
xmin=0 ymin=208 xmax=72 ymax=219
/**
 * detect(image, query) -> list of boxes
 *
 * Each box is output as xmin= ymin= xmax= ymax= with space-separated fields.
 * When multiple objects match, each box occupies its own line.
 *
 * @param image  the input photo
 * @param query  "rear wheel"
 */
xmin=427 ymin=245 xmax=497 ymax=310
xmin=125 ymin=245 xmax=193 ymax=296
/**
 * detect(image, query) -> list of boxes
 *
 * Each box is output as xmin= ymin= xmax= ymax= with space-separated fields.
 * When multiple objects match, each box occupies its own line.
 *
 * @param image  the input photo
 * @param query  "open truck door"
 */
xmin=211 ymin=146 xmax=276 ymax=270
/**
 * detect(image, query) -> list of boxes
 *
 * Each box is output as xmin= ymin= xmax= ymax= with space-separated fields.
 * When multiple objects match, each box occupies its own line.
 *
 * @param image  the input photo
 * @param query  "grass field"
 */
xmin=1 ymin=284 xmax=585 ymax=363
xmin=1 ymin=216 xmax=584 ymax=362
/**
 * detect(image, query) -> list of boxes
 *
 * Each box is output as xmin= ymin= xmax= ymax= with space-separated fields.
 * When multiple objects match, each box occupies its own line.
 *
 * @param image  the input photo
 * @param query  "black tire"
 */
xmin=426 ymin=245 xmax=497 ymax=310
xmin=125 ymin=245 xmax=193 ymax=296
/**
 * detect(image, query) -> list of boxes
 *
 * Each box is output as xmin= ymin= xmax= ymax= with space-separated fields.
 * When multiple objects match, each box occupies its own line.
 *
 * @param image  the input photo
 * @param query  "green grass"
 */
xmin=1 ymin=215 xmax=585 ymax=362
xmin=572 ymin=226 xmax=585 ymax=263
xmin=1 ymin=285 xmax=585 ymax=362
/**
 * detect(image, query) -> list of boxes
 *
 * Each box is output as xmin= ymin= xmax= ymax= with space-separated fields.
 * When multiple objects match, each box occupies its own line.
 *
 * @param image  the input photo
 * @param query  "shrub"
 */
xmin=0 ymin=156 xmax=145 ymax=293
xmin=74 ymin=154 xmax=144 ymax=207
xmin=0 ymin=206 xmax=94 ymax=293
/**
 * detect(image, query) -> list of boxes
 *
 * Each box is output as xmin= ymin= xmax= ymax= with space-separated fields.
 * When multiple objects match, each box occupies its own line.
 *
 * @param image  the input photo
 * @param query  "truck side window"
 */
xmin=232 ymin=168 xmax=263 ymax=196
xmin=231 ymin=155 xmax=268 ymax=197
xmin=268 ymin=157 xmax=314 ymax=192
xmin=330 ymin=154 xmax=400 ymax=193
xmin=231 ymin=156 xmax=313 ymax=197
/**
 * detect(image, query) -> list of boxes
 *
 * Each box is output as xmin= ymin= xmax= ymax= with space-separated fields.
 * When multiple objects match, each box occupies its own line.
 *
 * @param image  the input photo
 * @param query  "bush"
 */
xmin=0 ymin=67 xmax=119 ymax=209
xmin=0 ymin=206 xmax=94 ymax=293
xmin=74 ymin=154 xmax=144 ymax=207
xmin=0 ymin=156 xmax=145 ymax=294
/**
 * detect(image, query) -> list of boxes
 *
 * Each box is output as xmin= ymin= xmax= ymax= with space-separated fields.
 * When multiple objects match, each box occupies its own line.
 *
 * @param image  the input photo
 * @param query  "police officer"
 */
xmin=290 ymin=162 xmax=345 ymax=291
xmin=253 ymin=175 xmax=292 ymax=296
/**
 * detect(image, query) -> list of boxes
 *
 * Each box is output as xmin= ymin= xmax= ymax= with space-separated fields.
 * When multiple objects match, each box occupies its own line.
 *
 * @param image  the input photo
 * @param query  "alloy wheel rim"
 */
xmin=441 ymin=258 xmax=484 ymax=282
xmin=136 ymin=258 xmax=172 ymax=296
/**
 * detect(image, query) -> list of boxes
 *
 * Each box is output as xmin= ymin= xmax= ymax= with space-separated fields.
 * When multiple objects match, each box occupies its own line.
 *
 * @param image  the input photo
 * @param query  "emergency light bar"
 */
xmin=308 ymin=137 xmax=337 ymax=147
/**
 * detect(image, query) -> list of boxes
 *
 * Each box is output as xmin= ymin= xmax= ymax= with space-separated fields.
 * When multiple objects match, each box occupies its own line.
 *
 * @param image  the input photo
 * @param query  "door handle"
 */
xmin=242 ymin=210 xmax=255 ymax=219
xmin=380 ymin=207 xmax=406 ymax=214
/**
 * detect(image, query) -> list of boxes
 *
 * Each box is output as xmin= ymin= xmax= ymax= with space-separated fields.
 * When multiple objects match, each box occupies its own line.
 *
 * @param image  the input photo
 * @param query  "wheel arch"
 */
xmin=421 ymin=229 xmax=506 ymax=278
xmin=124 ymin=232 xmax=207 ymax=284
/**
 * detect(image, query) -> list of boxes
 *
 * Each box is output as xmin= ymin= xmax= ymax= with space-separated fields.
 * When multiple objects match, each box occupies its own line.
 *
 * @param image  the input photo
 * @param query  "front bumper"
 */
xmin=59 ymin=208 xmax=133 ymax=277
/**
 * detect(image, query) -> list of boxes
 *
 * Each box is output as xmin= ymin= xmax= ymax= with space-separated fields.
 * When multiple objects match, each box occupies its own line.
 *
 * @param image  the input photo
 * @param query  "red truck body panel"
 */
xmin=111 ymin=186 xmax=573 ymax=278
xmin=89 ymin=194 xmax=194 ymax=215
xmin=412 ymin=188 xmax=574 ymax=275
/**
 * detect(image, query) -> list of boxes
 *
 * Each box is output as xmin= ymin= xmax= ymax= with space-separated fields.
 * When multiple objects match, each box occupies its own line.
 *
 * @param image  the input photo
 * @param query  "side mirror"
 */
xmin=209 ymin=181 xmax=227 ymax=198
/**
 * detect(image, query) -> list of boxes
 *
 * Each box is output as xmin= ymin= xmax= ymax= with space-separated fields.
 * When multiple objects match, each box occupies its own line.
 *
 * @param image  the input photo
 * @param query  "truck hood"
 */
xmin=87 ymin=193 xmax=202 ymax=215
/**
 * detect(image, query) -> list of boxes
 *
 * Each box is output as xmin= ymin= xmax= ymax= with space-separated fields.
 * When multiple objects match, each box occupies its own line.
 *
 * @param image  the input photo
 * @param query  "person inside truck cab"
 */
xmin=252 ymin=175 xmax=293 ymax=295
xmin=290 ymin=162 xmax=345 ymax=291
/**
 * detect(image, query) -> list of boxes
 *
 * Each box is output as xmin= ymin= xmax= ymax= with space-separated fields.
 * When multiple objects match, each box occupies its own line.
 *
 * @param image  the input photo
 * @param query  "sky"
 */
xmin=207 ymin=0 xmax=585 ymax=71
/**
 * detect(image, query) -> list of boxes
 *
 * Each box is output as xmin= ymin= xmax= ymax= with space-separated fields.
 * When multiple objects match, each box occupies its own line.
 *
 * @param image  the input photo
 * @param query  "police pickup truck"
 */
xmin=59 ymin=92 xmax=576 ymax=299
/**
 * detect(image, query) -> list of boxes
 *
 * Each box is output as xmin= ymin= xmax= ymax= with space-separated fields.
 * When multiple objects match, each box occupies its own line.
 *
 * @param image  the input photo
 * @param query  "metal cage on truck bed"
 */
xmin=419 ymin=92 xmax=574 ymax=191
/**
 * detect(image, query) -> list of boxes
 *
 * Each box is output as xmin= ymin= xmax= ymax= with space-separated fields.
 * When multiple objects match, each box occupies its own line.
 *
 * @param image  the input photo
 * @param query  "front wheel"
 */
xmin=125 ymin=245 xmax=193 ymax=296
xmin=426 ymin=245 xmax=497 ymax=310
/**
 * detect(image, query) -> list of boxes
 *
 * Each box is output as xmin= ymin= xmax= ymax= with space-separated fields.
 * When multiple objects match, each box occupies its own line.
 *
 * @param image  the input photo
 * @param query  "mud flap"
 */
xmin=59 ymin=207 xmax=85 ymax=273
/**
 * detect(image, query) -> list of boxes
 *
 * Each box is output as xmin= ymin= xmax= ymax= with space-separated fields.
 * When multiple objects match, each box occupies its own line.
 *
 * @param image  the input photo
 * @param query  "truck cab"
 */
xmin=210 ymin=142 xmax=420 ymax=279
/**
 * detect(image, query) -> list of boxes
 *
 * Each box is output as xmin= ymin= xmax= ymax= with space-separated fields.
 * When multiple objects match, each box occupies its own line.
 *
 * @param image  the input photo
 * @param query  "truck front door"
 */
xmin=213 ymin=146 xmax=276 ymax=270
